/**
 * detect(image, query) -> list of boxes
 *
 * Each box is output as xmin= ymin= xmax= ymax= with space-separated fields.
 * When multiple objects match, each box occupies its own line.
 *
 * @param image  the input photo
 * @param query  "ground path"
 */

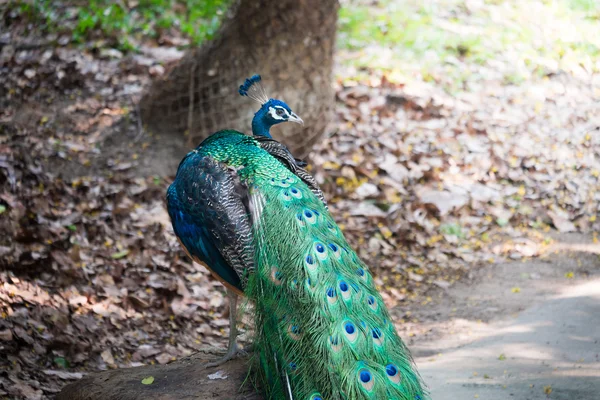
xmin=411 ymin=234 xmax=600 ymax=399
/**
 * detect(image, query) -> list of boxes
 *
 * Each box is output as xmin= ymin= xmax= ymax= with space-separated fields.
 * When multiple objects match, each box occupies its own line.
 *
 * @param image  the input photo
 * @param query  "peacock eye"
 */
xmin=276 ymin=108 xmax=285 ymax=116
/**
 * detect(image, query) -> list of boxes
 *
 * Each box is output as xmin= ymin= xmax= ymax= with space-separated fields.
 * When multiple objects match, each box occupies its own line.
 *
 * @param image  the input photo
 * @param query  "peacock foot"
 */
xmin=204 ymin=342 xmax=247 ymax=368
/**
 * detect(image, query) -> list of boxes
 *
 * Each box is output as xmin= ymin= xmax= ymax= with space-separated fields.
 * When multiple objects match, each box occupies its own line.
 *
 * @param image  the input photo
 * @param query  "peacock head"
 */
xmin=239 ymin=74 xmax=303 ymax=138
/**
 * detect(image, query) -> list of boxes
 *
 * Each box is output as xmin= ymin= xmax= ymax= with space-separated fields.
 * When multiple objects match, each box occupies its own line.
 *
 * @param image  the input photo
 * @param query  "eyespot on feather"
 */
xmin=367 ymin=295 xmax=378 ymax=311
xmin=358 ymin=267 xmax=369 ymax=282
xmin=327 ymin=221 xmax=337 ymax=232
xmin=305 ymin=277 xmax=316 ymax=292
xmin=358 ymin=368 xmax=375 ymax=392
xmin=290 ymin=187 xmax=303 ymax=198
xmin=372 ymin=327 xmax=384 ymax=346
xmin=315 ymin=242 xmax=328 ymax=260
xmin=303 ymin=209 xmax=317 ymax=224
xmin=328 ymin=243 xmax=341 ymax=259
xmin=305 ymin=254 xmax=317 ymax=270
xmin=339 ymin=281 xmax=352 ymax=301
xmin=329 ymin=335 xmax=342 ymax=352
xmin=326 ymin=287 xmax=337 ymax=304
xmin=295 ymin=213 xmax=305 ymax=227
xmin=342 ymin=321 xmax=358 ymax=343
xmin=385 ymin=363 xmax=402 ymax=384
xmin=270 ymin=266 xmax=282 ymax=285
xmin=281 ymin=190 xmax=292 ymax=201
xmin=288 ymin=324 xmax=302 ymax=340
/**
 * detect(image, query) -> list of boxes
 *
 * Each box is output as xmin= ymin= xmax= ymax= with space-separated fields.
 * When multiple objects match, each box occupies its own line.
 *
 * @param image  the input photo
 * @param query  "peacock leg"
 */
xmin=205 ymin=289 xmax=245 ymax=368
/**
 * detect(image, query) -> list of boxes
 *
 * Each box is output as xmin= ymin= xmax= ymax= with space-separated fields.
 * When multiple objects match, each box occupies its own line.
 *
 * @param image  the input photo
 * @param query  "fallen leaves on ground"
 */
xmin=1 ymin=1 xmax=600 ymax=399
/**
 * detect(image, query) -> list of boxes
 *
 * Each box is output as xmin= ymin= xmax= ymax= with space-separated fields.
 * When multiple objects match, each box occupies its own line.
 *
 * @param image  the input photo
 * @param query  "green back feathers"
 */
xmin=242 ymin=149 xmax=427 ymax=399
xmin=199 ymin=131 xmax=427 ymax=399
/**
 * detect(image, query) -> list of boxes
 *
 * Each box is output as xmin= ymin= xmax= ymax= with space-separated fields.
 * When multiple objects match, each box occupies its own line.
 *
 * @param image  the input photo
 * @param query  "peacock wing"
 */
xmin=166 ymin=152 xmax=254 ymax=294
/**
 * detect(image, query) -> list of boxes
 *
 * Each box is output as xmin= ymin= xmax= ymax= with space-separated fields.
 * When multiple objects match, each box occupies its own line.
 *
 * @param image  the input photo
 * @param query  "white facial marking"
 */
xmin=268 ymin=106 xmax=290 ymax=121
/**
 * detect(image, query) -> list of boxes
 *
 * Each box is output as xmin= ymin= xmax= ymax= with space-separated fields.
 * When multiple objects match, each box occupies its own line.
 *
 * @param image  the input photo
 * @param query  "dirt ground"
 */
xmin=409 ymin=233 xmax=600 ymax=399
xmin=56 ymin=233 xmax=600 ymax=400
xmin=2 ymin=1 xmax=600 ymax=398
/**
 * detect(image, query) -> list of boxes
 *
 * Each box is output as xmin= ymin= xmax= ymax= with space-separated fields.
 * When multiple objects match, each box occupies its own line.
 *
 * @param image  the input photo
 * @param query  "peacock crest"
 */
xmin=239 ymin=74 xmax=269 ymax=104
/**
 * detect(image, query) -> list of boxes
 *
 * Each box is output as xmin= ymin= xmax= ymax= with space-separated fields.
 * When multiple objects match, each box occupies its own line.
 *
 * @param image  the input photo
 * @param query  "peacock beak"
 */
xmin=289 ymin=112 xmax=304 ymax=126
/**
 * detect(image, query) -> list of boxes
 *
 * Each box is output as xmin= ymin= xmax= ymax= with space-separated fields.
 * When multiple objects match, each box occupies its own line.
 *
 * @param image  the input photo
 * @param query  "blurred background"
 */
xmin=1 ymin=0 xmax=599 ymax=398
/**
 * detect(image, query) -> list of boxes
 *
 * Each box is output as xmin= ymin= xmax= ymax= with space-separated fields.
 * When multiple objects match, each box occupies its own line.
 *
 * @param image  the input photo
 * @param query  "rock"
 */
xmin=57 ymin=351 xmax=261 ymax=400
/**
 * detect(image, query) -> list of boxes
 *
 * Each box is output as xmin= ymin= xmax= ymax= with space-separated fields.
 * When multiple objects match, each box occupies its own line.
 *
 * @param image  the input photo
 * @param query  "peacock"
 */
xmin=166 ymin=76 xmax=428 ymax=399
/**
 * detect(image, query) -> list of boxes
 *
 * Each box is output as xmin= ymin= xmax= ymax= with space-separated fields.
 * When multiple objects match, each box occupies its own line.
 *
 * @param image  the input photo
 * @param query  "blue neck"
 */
xmin=251 ymin=109 xmax=273 ymax=138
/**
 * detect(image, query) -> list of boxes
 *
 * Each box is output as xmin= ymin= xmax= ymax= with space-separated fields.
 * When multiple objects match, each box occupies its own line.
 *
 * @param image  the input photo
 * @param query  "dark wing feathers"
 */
xmin=167 ymin=136 xmax=324 ymax=295
xmin=254 ymin=136 xmax=327 ymax=208
xmin=166 ymin=152 xmax=254 ymax=292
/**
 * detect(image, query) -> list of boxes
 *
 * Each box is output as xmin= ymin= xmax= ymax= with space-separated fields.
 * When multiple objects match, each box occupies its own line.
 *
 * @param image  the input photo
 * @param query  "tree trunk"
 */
xmin=139 ymin=0 xmax=339 ymax=158
xmin=57 ymin=351 xmax=261 ymax=400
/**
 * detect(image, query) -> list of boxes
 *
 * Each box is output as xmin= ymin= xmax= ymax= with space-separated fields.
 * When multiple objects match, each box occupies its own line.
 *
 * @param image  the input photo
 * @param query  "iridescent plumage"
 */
xmin=166 ymin=76 xmax=427 ymax=399
xmin=167 ymin=129 xmax=427 ymax=399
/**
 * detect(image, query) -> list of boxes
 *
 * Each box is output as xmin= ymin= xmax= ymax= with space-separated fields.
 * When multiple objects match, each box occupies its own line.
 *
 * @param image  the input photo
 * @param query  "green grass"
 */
xmin=337 ymin=0 xmax=600 ymax=90
xmin=8 ymin=0 xmax=600 ymax=90
xmin=9 ymin=0 xmax=230 ymax=52
xmin=565 ymin=0 xmax=600 ymax=13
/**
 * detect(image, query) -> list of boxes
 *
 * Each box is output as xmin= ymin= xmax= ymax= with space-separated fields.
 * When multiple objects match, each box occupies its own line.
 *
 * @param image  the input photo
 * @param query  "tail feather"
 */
xmin=246 ymin=171 xmax=428 ymax=400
